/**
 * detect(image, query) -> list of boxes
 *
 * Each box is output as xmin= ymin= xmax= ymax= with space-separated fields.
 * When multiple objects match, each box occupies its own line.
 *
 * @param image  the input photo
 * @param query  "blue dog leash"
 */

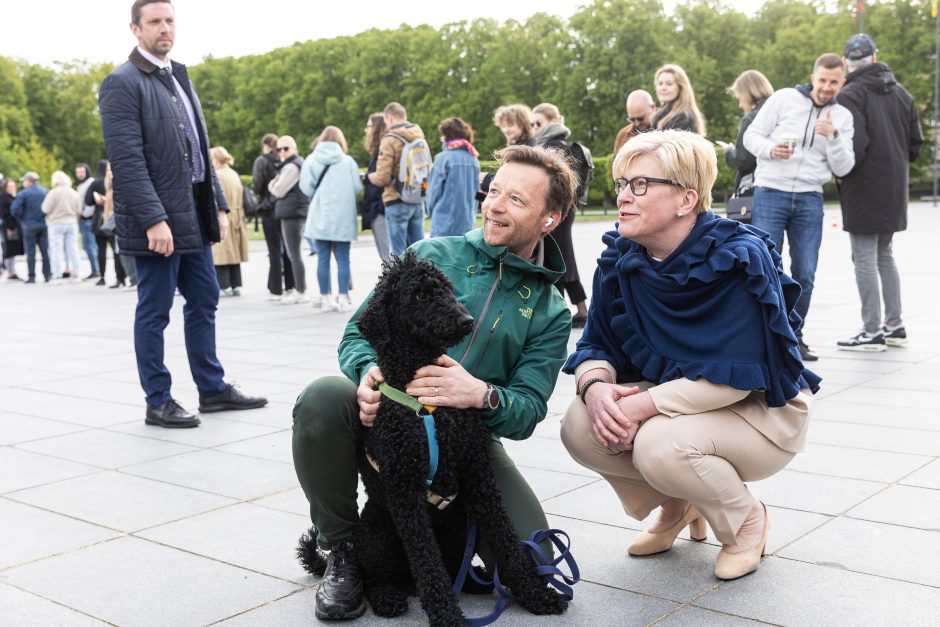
xmin=452 ymin=519 xmax=581 ymax=626
xmin=376 ymin=382 xmax=439 ymax=485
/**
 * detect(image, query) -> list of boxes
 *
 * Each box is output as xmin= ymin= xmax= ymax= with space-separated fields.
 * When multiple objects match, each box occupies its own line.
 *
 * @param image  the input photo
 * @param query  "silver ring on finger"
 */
xmin=435 ymin=387 xmax=440 ymax=397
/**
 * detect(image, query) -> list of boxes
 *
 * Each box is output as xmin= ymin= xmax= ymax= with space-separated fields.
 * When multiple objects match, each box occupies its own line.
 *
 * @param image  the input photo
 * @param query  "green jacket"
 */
xmin=339 ymin=228 xmax=572 ymax=440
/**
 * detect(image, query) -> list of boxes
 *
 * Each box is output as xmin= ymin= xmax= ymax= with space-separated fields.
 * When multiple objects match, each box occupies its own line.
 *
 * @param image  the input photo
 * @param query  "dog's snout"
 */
xmin=458 ymin=313 xmax=474 ymax=331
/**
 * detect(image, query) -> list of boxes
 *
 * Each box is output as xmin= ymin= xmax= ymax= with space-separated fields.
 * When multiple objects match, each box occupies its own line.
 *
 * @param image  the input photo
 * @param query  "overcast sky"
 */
xmin=5 ymin=0 xmax=760 ymax=68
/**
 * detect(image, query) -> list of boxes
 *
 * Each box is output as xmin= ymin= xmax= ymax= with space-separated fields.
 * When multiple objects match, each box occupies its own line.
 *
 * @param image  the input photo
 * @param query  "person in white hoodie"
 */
xmin=300 ymin=126 xmax=362 ymax=313
xmin=744 ymin=52 xmax=855 ymax=362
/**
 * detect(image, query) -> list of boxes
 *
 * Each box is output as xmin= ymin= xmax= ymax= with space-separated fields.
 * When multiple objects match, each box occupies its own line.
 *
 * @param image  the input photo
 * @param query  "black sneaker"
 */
xmin=798 ymin=339 xmax=818 ymax=362
xmin=837 ymin=330 xmax=886 ymax=352
xmin=882 ymin=325 xmax=908 ymax=347
xmin=315 ymin=541 xmax=366 ymax=620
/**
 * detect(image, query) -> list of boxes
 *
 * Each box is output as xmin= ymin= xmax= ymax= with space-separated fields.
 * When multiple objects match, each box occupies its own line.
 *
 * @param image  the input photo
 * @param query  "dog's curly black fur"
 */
xmin=297 ymin=251 xmax=567 ymax=626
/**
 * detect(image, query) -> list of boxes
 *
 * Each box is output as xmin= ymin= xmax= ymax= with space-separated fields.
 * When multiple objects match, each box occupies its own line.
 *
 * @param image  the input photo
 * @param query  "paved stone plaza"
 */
xmin=2 ymin=205 xmax=939 ymax=626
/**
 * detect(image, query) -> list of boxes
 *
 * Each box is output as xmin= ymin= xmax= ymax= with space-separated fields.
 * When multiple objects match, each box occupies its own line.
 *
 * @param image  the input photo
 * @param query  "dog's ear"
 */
xmin=356 ymin=256 xmax=398 ymax=352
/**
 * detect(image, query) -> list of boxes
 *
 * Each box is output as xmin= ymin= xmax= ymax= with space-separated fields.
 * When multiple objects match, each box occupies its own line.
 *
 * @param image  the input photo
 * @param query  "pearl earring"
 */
xmin=676 ymin=211 xmax=685 ymax=218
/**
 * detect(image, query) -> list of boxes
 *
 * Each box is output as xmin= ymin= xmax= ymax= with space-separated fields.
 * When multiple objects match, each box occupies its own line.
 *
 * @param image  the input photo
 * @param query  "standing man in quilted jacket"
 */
xmin=367 ymin=102 xmax=426 ymax=256
xmin=100 ymin=0 xmax=266 ymax=428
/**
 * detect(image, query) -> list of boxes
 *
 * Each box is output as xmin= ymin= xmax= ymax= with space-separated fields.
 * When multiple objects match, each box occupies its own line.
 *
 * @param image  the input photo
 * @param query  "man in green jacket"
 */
xmin=292 ymin=144 xmax=577 ymax=621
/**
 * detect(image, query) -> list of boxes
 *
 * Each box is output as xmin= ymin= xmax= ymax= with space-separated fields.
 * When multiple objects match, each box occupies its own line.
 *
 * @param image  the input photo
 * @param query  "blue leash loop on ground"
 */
xmin=451 ymin=520 xmax=580 ymax=626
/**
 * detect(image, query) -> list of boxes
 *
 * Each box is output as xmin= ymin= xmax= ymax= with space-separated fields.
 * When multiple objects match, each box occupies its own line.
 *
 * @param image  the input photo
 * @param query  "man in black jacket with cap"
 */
xmin=836 ymin=34 xmax=923 ymax=352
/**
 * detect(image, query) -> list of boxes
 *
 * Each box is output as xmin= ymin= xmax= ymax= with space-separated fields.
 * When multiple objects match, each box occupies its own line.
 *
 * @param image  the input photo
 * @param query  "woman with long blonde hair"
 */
xmin=210 ymin=146 xmax=250 ymax=296
xmin=651 ymin=64 xmax=706 ymax=136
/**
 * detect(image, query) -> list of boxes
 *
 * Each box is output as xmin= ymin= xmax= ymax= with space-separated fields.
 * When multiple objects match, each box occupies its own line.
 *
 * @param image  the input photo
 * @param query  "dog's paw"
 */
xmin=518 ymin=586 xmax=569 ymax=615
xmin=368 ymin=585 xmax=408 ymax=617
xmin=296 ymin=527 xmax=327 ymax=576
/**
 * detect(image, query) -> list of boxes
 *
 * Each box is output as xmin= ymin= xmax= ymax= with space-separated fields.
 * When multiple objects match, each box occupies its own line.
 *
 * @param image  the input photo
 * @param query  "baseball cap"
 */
xmin=844 ymin=33 xmax=877 ymax=61
xmin=19 ymin=171 xmax=39 ymax=182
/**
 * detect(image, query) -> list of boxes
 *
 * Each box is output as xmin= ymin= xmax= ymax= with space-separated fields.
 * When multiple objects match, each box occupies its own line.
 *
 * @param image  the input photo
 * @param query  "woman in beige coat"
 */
xmin=210 ymin=147 xmax=249 ymax=296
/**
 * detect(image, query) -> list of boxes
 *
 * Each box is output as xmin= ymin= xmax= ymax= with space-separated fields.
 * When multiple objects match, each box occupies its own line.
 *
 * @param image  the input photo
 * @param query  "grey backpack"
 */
xmin=387 ymin=132 xmax=432 ymax=204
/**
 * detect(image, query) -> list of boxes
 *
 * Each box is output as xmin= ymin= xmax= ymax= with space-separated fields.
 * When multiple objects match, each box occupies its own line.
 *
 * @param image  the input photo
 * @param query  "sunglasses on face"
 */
xmin=277 ymin=147 xmax=290 ymax=152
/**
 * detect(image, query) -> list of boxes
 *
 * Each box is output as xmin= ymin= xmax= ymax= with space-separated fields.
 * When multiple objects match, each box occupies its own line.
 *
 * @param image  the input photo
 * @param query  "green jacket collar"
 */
xmin=463 ymin=228 xmax=567 ymax=284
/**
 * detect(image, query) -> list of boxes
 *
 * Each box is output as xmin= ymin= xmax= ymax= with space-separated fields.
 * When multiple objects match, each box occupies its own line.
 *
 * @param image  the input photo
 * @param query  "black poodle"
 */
xmin=298 ymin=251 xmax=568 ymax=626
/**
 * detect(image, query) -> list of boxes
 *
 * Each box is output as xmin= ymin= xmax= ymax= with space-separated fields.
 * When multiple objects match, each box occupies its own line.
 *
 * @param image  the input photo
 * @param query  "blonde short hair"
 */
xmin=728 ymin=70 xmax=774 ymax=108
xmin=50 ymin=170 xmax=71 ymax=187
xmin=210 ymin=146 xmax=234 ymax=167
xmin=612 ymin=130 xmax=716 ymax=214
xmin=532 ymin=102 xmax=563 ymax=124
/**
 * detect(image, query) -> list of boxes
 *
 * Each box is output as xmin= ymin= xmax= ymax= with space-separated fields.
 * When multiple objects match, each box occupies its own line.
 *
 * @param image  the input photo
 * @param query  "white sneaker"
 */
xmin=49 ymin=278 xmax=63 ymax=286
xmin=309 ymin=293 xmax=322 ymax=308
xmin=70 ymin=277 xmax=82 ymax=285
xmin=337 ymin=294 xmax=353 ymax=313
xmin=266 ymin=293 xmax=282 ymax=302
xmin=295 ymin=291 xmax=311 ymax=304
xmin=280 ymin=289 xmax=299 ymax=305
xmin=317 ymin=295 xmax=337 ymax=313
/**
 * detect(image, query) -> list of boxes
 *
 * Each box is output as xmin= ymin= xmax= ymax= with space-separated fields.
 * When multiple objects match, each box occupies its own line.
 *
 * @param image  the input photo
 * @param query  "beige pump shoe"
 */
xmin=628 ymin=505 xmax=708 ymax=556
xmin=715 ymin=501 xmax=771 ymax=580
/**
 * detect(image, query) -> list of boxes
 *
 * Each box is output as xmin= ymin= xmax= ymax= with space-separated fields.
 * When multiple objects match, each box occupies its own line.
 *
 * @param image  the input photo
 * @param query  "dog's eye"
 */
xmin=415 ymin=291 xmax=427 ymax=302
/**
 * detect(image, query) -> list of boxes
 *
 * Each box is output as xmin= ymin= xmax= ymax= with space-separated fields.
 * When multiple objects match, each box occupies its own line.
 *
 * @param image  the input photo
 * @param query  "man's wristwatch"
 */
xmin=482 ymin=383 xmax=500 ymax=412
xmin=831 ymin=129 xmax=840 ymax=139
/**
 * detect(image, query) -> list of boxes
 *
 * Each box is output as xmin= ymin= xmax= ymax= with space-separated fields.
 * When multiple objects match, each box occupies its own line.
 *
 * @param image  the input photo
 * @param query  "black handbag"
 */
xmin=242 ymin=184 xmax=259 ymax=218
xmin=726 ymin=196 xmax=753 ymax=224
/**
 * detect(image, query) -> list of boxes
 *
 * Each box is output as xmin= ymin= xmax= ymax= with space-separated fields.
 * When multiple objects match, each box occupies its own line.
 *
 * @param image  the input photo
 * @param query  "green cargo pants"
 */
xmin=291 ymin=376 xmax=551 ymax=563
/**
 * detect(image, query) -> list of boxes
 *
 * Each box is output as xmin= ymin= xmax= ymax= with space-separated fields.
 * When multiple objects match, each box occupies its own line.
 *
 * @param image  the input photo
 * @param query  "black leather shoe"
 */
xmin=145 ymin=399 xmax=200 ymax=428
xmin=198 ymin=383 xmax=268 ymax=413
xmin=315 ymin=541 xmax=366 ymax=620
xmin=799 ymin=339 xmax=818 ymax=362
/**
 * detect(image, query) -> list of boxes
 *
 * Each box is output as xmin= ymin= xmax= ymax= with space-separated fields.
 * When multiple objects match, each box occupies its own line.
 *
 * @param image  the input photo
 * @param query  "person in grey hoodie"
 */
xmin=744 ymin=52 xmax=855 ymax=362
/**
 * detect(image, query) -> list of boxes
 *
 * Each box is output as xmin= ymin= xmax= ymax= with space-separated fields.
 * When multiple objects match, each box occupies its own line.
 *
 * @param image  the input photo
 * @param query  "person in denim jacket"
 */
xmin=427 ymin=117 xmax=481 ymax=238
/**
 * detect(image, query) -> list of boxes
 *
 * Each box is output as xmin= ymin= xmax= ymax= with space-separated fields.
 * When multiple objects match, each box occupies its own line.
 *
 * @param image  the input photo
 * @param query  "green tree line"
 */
xmin=1 ymin=0 xmax=936 ymax=199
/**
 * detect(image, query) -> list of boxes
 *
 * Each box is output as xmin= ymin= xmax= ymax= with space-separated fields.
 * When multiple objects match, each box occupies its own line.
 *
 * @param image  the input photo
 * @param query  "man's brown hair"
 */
xmin=131 ymin=0 xmax=172 ymax=25
xmin=814 ymin=53 xmax=844 ymax=72
xmin=384 ymin=102 xmax=407 ymax=120
xmin=261 ymin=133 xmax=278 ymax=150
xmin=493 ymin=145 xmax=578 ymax=219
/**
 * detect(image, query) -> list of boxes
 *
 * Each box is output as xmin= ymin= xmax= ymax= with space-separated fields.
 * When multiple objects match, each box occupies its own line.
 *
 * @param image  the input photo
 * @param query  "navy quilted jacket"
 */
xmin=99 ymin=48 xmax=228 ymax=256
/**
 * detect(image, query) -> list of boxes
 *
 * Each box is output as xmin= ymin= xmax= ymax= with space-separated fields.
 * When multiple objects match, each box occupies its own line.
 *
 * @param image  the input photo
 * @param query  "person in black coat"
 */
xmin=651 ymin=64 xmax=706 ymax=135
xmin=1 ymin=178 xmax=24 ymax=279
xmin=362 ymin=112 xmax=391 ymax=262
xmin=723 ymin=70 xmax=774 ymax=196
xmin=532 ymin=102 xmax=588 ymax=327
xmin=99 ymin=0 xmax=265 ymax=427
xmin=252 ymin=133 xmax=295 ymax=298
xmin=835 ymin=34 xmax=923 ymax=350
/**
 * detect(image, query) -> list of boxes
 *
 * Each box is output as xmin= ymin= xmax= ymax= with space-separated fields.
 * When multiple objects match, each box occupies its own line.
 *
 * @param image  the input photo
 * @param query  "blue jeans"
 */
xmin=22 ymin=224 xmax=50 ymax=281
xmin=315 ymin=240 xmax=351 ymax=295
xmin=384 ymin=201 xmax=424 ymax=257
xmin=751 ymin=187 xmax=824 ymax=334
xmin=79 ymin=219 xmax=100 ymax=275
xmin=134 ymin=245 xmax=226 ymax=407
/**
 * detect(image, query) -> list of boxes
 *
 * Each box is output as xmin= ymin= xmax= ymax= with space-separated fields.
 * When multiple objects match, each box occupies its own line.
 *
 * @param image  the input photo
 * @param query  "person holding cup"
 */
xmin=743 ymin=53 xmax=855 ymax=362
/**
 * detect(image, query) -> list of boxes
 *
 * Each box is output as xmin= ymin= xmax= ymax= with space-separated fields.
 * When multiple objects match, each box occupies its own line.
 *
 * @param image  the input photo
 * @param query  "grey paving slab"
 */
xmin=21 ymin=375 xmax=147 ymax=406
xmin=0 ymin=536 xmax=300 ymax=627
xmin=212 ymin=402 xmax=296 ymax=428
xmin=779 ymin=516 xmax=940 ymax=587
xmin=108 ymin=415 xmax=282 ymax=448
xmin=655 ymin=605 xmax=771 ymax=626
xmin=15 ymin=428 xmax=196 ymax=469
xmin=846 ymin=484 xmax=940 ymax=530
xmin=253 ymin=487 xmax=310 ymax=517
xmin=7 ymin=471 xmax=235 ymax=532
xmin=747 ymin=470 xmax=886 ymax=515
xmin=809 ymin=398 xmax=940 ymax=431
xmin=694 ymin=555 xmax=940 ymax=625
xmin=0 ymin=448 xmax=100 ymax=494
xmin=784 ymin=443 xmax=931 ymax=483
xmin=137 ymin=502 xmax=311 ymax=582
xmin=0 ymin=498 xmax=117 ymax=569
xmin=838 ymin=386 xmax=940 ymax=410
xmin=502 ymin=434 xmax=599 ymax=478
xmin=0 ymin=365 xmax=86 ymax=387
xmin=121 ymin=448 xmax=298 ymax=500
xmin=0 ymin=583 xmax=108 ymax=626
xmin=807 ymin=419 xmax=940 ymax=455
xmin=0 ymin=412 xmax=86 ymax=445
xmin=215 ymin=430 xmax=294 ymax=463
xmin=516 ymin=466 xmax=601 ymax=502
xmin=0 ymin=388 xmax=140 ymax=427
xmin=900 ymin=457 xmax=940 ymax=489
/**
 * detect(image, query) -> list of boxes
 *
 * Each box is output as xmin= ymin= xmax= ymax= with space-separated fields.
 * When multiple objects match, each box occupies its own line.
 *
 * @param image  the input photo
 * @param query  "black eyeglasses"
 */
xmin=614 ymin=176 xmax=681 ymax=196
xmin=277 ymin=147 xmax=290 ymax=152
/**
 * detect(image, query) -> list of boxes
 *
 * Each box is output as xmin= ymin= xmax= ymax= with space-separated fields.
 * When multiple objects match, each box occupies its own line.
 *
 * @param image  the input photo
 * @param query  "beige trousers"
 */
xmin=560 ymin=398 xmax=795 ymax=544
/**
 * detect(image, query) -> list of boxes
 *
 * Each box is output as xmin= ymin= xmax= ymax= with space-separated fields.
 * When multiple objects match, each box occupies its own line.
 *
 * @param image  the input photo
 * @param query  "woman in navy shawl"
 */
xmin=560 ymin=130 xmax=819 ymax=581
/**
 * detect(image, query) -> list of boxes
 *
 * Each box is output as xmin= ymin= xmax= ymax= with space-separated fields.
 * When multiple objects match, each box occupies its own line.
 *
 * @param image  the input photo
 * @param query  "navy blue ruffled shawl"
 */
xmin=564 ymin=212 xmax=820 ymax=407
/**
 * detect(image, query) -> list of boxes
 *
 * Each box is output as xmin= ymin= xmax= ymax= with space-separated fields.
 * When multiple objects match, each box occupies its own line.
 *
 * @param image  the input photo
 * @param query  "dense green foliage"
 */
xmin=1 ymin=0 xmax=937 ymax=199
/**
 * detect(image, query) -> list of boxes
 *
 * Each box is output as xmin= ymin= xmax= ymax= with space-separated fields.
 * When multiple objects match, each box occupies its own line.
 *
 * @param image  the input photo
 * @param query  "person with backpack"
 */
xmin=300 ymin=126 xmax=362 ymax=313
xmin=427 ymin=117 xmax=481 ymax=237
xmin=367 ymin=102 xmax=429 ymax=257
xmin=532 ymin=102 xmax=590 ymax=328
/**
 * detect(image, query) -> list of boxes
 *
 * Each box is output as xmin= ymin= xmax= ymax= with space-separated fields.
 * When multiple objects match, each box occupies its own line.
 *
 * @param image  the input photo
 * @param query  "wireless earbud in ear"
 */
xmin=544 ymin=217 xmax=554 ymax=227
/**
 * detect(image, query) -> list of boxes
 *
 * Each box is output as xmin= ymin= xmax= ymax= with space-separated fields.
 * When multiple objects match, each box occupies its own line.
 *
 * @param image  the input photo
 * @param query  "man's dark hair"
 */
xmin=813 ymin=53 xmax=844 ymax=73
xmin=261 ymin=133 xmax=278 ymax=150
xmin=493 ymin=145 xmax=578 ymax=219
xmin=132 ymin=0 xmax=172 ymax=25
